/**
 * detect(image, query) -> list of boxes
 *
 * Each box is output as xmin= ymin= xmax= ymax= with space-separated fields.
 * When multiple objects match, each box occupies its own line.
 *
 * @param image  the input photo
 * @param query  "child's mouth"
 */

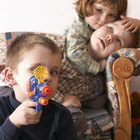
xmin=99 ymin=38 xmax=105 ymax=49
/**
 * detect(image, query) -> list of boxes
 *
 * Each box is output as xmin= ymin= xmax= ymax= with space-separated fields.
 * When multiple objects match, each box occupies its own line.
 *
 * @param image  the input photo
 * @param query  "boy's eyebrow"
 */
xmin=29 ymin=63 xmax=45 ymax=69
xmin=33 ymin=63 xmax=44 ymax=67
xmin=29 ymin=64 xmax=61 ymax=70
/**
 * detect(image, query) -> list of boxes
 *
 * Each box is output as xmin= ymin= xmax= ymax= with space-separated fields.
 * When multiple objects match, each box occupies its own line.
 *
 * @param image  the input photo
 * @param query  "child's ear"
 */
xmin=3 ymin=67 xmax=17 ymax=86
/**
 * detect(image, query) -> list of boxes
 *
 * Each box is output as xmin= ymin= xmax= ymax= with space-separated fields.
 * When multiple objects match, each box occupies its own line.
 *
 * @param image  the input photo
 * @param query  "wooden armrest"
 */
xmin=112 ymin=57 xmax=134 ymax=140
xmin=113 ymin=57 xmax=134 ymax=80
xmin=106 ymin=48 xmax=140 ymax=140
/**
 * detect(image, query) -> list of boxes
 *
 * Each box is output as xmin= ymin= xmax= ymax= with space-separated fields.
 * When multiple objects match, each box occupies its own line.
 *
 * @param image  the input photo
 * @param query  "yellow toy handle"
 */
xmin=34 ymin=66 xmax=48 ymax=84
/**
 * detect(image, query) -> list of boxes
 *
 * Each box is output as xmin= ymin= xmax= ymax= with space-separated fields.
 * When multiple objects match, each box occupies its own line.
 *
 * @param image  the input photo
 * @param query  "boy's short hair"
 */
xmin=6 ymin=33 xmax=61 ymax=70
xmin=129 ymin=31 xmax=139 ymax=48
xmin=75 ymin=0 xmax=127 ymax=19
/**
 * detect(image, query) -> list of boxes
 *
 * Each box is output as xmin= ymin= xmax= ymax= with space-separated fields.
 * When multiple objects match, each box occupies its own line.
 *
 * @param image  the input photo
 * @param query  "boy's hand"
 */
xmin=9 ymin=99 xmax=42 ymax=128
xmin=99 ymin=59 xmax=106 ymax=72
xmin=121 ymin=15 xmax=140 ymax=33
xmin=62 ymin=95 xmax=81 ymax=108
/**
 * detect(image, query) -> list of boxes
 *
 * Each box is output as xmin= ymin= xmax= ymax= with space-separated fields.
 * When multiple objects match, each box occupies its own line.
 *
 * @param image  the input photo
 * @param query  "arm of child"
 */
xmin=121 ymin=15 xmax=140 ymax=33
xmin=65 ymin=18 xmax=100 ymax=75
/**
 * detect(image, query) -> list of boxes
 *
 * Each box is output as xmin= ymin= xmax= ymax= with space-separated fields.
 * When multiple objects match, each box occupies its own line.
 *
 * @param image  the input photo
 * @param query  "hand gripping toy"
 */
xmin=27 ymin=66 xmax=52 ymax=112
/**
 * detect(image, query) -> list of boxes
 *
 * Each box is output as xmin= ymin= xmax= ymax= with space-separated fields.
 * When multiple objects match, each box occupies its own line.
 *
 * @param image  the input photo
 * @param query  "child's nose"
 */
xmin=106 ymin=34 xmax=113 ymax=42
xmin=44 ymin=73 xmax=52 ymax=84
xmin=99 ymin=14 xmax=107 ymax=25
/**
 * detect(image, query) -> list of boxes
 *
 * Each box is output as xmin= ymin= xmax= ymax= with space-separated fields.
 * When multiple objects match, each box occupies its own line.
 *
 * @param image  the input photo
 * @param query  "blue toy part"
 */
xmin=28 ymin=75 xmax=52 ymax=112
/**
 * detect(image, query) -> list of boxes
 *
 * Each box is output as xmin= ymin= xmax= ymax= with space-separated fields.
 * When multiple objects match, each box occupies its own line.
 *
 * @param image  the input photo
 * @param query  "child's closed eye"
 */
xmin=108 ymin=13 xmax=116 ymax=18
xmin=116 ymin=38 xmax=122 ymax=46
xmin=108 ymin=26 xmax=114 ymax=32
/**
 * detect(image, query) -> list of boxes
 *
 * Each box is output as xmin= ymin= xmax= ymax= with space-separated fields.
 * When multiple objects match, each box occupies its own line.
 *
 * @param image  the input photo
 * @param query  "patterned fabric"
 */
xmin=64 ymin=16 xmax=100 ymax=75
xmin=0 ymin=33 xmax=8 ymax=72
xmin=0 ymin=32 xmax=28 ymax=73
xmin=106 ymin=48 xmax=140 ymax=128
xmin=53 ymin=54 xmax=106 ymax=103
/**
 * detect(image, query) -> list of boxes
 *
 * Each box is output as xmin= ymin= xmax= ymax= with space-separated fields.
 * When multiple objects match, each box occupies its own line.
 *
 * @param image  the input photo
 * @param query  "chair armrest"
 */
xmin=106 ymin=48 xmax=140 ymax=140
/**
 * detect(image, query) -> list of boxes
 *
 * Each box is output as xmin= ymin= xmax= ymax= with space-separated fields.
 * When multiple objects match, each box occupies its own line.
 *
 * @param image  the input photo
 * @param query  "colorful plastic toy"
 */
xmin=27 ymin=66 xmax=52 ymax=112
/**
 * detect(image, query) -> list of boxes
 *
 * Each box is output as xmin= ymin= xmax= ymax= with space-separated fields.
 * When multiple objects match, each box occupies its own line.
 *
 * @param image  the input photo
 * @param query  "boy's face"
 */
xmin=85 ymin=3 xmax=118 ymax=29
xmin=90 ymin=20 xmax=133 ymax=60
xmin=12 ymin=45 xmax=61 ymax=102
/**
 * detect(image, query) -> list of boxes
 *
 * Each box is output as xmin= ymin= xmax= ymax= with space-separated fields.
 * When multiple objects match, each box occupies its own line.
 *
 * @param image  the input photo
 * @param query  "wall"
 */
xmin=127 ymin=0 xmax=140 ymax=92
xmin=0 ymin=0 xmax=76 ymax=34
xmin=0 ymin=0 xmax=139 ymax=91
xmin=128 ymin=0 xmax=140 ymax=18
xmin=0 ymin=0 xmax=139 ymax=34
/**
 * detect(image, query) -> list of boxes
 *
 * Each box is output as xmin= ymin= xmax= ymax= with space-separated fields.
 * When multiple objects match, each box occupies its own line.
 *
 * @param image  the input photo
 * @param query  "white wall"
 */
xmin=0 ymin=0 xmax=139 ymax=34
xmin=128 ymin=0 xmax=140 ymax=18
xmin=0 ymin=0 xmax=76 ymax=34
xmin=127 ymin=0 xmax=140 ymax=92
xmin=0 ymin=0 xmax=139 ymax=91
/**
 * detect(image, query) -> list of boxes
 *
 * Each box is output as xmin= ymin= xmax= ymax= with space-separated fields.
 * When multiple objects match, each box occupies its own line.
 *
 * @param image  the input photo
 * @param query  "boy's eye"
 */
xmin=108 ymin=14 xmax=116 ymax=18
xmin=116 ymin=38 xmax=121 ymax=46
xmin=29 ymin=67 xmax=36 ymax=73
xmin=50 ymin=70 xmax=60 ymax=77
xmin=95 ymin=8 xmax=102 ymax=13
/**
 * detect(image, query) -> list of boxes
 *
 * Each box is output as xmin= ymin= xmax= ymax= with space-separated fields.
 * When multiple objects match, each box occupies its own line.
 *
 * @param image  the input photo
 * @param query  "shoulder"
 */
xmin=0 ymin=86 xmax=13 ymax=124
xmin=0 ymin=86 xmax=13 ymax=107
xmin=72 ymin=16 xmax=89 ymax=30
xmin=65 ymin=16 xmax=89 ymax=32
xmin=0 ymin=86 xmax=13 ymax=97
xmin=64 ymin=16 xmax=91 ymax=40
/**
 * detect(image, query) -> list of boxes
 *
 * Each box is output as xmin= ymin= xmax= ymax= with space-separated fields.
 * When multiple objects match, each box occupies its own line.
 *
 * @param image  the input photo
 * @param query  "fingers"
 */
xmin=122 ymin=23 xmax=138 ymax=33
xmin=131 ymin=26 xmax=139 ymax=33
xmin=21 ymin=100 xmax=42 ymax=122
xmin=73 ymin=102 xmax=81 ymax=108
xmin=120 ymin=15 xmax=126 ymax=20
xmin=121 ymin=17 xmax=139 ymax=33
xmin=23 ymin=112 xmax=41 ymax=125
xmin=124 ymin=24 xmax=135 ymax=31
xmin=9 ymin=99 xmax=42 ymax=127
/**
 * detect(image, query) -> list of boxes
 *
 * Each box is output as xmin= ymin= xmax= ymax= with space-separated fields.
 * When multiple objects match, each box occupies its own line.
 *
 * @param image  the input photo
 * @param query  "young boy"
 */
xmin=53 ymin=20 xmax=139 ymax=139
xmin=0 ymin=33 xmax=78 ymax=140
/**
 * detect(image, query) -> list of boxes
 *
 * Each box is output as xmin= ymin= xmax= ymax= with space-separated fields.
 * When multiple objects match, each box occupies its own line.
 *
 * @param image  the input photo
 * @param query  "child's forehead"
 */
xmin=23 ymin=45 xmax=61 ymax=59
xmin=94 ymin=1 xmax=118 ymax=13
xmin=26 ymin=44 xmax=60 ymax=53
xmin=20 ymin=50 xmax=61 ymax=70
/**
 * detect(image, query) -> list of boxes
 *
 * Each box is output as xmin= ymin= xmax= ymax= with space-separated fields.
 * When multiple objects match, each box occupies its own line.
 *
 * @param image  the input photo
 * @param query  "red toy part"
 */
xmin=42 ymin=86 xmax=52 ymax=95
xmin=38 ymin=97 xmax=49 ymax=106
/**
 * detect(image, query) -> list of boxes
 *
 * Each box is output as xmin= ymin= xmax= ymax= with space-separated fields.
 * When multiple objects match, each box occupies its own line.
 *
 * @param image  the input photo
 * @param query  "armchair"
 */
xmin=0 ymin=32 xmax=140 ymax=140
